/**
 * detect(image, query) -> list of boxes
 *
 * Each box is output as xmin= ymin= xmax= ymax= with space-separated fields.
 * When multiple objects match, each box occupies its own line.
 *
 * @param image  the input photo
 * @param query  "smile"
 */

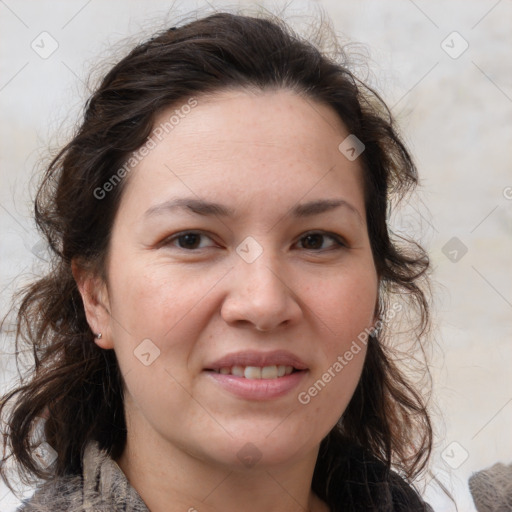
xmin=210 ymin=365 xmax=296 ymax=379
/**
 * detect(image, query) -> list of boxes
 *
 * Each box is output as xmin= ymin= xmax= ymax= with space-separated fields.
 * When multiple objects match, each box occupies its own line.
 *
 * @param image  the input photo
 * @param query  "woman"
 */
xmin=1 ymin=10 xmax=434 ymax=512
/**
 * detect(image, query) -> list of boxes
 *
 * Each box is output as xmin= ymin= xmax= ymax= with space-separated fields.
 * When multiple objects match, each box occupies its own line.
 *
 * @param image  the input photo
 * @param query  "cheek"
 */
xmin=106 ymin=263 xmax=210 ymax=430
xmin=310 ymin=265 xmax=377 ymax=342
xmin=106 ymin=259 xmax=232 ymax=389
xmin=299 ymin=264 xmax=376 ymax=411
xmin=108 ymin=262 xmax=210 ymax=339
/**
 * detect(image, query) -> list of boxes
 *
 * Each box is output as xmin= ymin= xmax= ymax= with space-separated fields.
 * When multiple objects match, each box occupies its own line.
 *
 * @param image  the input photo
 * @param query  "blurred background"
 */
xmin=1 ymin=1 xmax=511 ymax=510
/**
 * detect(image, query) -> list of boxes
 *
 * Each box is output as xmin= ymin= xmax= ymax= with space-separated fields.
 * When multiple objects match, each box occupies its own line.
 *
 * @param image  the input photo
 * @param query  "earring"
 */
xmin=372 ymin=318 xmax=383 ymax=336
xmin=96 ymin=333 xmax=102 ymax=339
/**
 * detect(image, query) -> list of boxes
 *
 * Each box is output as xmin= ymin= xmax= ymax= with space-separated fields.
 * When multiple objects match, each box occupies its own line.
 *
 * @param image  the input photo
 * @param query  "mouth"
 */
xmin=203 ymin=350 xmax=308 ymax=400
xmin=206 ymin=365 xmax=300 ymax=379
xmin=204 ymin=349 xmax=308 ymax=377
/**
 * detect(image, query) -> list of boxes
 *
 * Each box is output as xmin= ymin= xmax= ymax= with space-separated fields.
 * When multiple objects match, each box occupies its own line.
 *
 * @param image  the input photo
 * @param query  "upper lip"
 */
xmin=205 ymin=350 xmax=308 ymax=371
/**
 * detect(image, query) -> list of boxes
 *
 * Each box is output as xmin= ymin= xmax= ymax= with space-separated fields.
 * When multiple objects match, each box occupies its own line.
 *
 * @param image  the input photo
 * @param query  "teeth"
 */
xmin=244 ymin=366 xmax=262 ymax=379
xmin=261 ymin=365 xmax=277 ymax=379
xmin=231 ymin=366 xmax=245 ymax=377
xmin=214 ymin=365 xmax=295 ymax=379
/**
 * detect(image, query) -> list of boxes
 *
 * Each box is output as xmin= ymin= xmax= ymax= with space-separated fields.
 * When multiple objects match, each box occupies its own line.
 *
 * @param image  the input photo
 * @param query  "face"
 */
xmin=82 ymin=88 xmax=379 ymax=470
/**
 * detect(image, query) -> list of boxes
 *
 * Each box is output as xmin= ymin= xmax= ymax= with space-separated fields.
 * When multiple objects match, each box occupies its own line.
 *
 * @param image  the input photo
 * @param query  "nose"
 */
xmin=220 ymin=250 xmax=302 ymax=332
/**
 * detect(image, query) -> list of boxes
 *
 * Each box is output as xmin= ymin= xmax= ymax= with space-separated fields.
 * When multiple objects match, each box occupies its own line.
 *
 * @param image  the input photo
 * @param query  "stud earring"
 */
xmin=96 ymin=333 xmax=102 ymax=339
xmin=372 ymin=318 xmax=383 ymax=336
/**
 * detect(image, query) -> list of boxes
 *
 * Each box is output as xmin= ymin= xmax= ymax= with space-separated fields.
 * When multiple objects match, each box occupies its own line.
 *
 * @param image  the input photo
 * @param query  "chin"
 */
xmin=197 ymin=430 xmax=317 ymax=471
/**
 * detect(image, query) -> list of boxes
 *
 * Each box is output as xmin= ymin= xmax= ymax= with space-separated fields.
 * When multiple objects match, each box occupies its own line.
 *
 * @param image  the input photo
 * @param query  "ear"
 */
xmin=71 ymin=259 xmax=114 ymax=349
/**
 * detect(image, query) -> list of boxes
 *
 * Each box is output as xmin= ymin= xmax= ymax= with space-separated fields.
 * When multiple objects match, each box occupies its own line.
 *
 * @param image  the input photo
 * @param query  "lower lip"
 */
xmin=205 ymin=370 xmax=307 ymax=400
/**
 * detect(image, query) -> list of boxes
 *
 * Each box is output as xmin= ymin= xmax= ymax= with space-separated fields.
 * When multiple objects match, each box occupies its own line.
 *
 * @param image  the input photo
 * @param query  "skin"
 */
xmin=74 ymin=88 xmax=379 ymax=512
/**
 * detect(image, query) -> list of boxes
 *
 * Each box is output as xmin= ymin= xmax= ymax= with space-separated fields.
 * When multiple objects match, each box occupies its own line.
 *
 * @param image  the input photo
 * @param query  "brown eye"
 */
xmin=298 ymin=232 xmax=346 ymax=251
xmin=163 ymin=231 xmax=216 ymax=250
xmin=177 ymin=233 xmax=202 ymax=249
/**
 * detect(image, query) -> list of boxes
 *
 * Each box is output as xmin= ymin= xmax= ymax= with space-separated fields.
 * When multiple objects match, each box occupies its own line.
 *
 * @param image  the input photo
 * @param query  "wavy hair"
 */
xmin=1 ymin=10 xmax=433 ymax=510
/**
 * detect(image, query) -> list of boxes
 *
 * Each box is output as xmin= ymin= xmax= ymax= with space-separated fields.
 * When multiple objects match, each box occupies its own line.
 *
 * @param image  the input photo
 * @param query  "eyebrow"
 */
xmin=144 ymin=197 xmax=363 ymax=223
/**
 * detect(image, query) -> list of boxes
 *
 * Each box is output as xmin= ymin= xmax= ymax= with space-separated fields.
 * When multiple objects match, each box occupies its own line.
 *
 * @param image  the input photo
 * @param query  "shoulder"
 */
xmin=353 ymin=446 xmax=432 ymax=511
xmin=321 ymin=440 xmax=433 ymax=512
xmin=16 ymin=474 xmax=84 ymax=511
xmin=386 ymin=470 xmax=433 ymax=512
xmin=469 ymin=461 xmax=512 ymax=511
xmin=16 ymin=441 xmax=149 ymax=512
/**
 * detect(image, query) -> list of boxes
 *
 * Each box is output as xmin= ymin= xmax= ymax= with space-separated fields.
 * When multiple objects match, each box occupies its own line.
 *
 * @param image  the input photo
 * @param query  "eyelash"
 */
xmin=161 ymin=230 xmax=347 ymax=253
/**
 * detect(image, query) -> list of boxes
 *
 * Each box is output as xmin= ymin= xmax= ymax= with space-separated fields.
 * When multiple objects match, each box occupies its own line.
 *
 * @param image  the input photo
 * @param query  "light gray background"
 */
xmin=1 ymin=1 xmax=511 ymax=511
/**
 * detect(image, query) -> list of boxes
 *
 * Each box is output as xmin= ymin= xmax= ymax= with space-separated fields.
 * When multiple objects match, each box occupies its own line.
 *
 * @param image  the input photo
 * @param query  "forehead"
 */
xmin=152 ymin=87 xmax=351 ymax=164
xmin=117 ymin=88 xmax=366 ymax=223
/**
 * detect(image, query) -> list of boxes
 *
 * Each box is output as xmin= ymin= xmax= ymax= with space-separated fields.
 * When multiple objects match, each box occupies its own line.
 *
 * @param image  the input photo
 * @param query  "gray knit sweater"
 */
xmin=16 ymin=441 xmax=149 ymax=512
xmin=469 ymin=462 xmax=512 ymax=512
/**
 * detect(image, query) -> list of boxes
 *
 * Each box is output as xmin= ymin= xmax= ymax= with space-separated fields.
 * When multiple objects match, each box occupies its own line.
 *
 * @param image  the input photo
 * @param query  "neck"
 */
xmin=116 ymin=430 xmax=329 ymax=512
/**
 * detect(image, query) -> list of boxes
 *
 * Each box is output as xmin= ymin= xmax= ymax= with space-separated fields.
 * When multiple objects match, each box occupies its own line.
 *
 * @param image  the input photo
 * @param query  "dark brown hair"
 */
xmin=1 ymin=10 xmax=433 ymax=510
